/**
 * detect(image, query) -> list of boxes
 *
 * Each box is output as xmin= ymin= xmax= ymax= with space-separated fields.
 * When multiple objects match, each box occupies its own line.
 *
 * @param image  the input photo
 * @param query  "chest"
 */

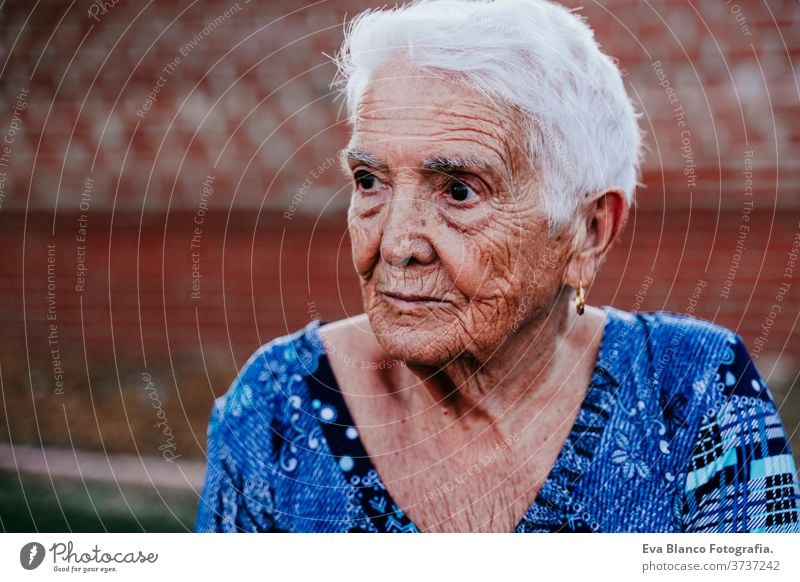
xmin=317 ymin=323 xmax=598 ymax=532
xmin=340 ymin=390 xmax=579 ymax=532
xmin=373 ymin=431 xmax=552 ymax=531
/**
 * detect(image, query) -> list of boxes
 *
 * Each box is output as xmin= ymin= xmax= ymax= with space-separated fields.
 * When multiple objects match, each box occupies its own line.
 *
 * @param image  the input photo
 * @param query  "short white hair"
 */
xmin=333 ymin=0 xmax=643 ymax=228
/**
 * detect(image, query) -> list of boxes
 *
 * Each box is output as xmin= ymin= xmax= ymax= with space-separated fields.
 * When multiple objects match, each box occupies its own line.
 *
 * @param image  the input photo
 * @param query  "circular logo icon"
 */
xmin=20 ymin=542 xmax=46 ymax=570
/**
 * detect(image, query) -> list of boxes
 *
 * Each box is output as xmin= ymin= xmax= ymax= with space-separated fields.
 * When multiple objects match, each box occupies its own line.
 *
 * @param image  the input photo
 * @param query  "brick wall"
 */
xmin=1 ymin=0 xmax=798 ymax=458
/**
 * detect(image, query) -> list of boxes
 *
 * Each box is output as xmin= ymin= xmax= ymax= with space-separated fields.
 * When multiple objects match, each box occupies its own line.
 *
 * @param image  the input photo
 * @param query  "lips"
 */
xmin=379 ymin=290 xmax=447 ymax=306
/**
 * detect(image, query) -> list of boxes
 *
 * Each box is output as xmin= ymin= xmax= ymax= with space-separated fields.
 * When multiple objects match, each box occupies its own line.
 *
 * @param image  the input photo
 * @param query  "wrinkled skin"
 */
xmin=328 ymin=64 xmax=629 ymax=532
xmin=345 ymin=66 xmax=576 ymax=370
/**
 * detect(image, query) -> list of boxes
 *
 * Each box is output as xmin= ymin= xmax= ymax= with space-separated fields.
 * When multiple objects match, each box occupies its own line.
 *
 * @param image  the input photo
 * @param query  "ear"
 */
xmin=564 ymin=188 xmax=629 ymax=289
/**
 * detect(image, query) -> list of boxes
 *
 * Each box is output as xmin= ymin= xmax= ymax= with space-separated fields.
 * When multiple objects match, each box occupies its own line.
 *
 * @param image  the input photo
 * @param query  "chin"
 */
xmin=366 ymin=307 xmax=467 ymax=369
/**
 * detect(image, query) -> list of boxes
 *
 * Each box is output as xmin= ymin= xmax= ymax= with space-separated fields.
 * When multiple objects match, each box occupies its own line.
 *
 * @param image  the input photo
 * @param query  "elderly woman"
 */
xmin=196 ymin=0 xmax=799 ymax=533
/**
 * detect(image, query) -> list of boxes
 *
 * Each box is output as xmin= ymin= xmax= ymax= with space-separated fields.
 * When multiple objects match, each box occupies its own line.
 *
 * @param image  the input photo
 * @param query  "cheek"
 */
xmin=428 ymin=208 xmax=512 ymax=299
xmin=512 ymin=236 xmax=568 ymax=310
xmin=467 ymin=220 xmax=564 ymax=313
xmin=348 ymin=208 xmax=382 ymax=277
xmin=442 ymin=231 xmax=505 ymax=299
xmin=455 ymin=219 xmax=531 ymax=299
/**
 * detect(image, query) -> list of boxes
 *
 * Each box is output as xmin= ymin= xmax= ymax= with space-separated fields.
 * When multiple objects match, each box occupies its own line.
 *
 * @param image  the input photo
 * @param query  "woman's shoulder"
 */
xmin=633 ymin=309 xmax=749 ymax=385
xmin=606 ymin=306 xmax=737 ymax=346
xmin=604 ymin=306 xmax=746 ymax=407
xmin=208 ymin=320 xmax=326 ymax=435
xmin=641 ymin=309 xmax=737 ymax=340
xmin=604 ymin=306 xmax=769 ymax=417
xmin=605 ymin=306 xmax=739 ymax=368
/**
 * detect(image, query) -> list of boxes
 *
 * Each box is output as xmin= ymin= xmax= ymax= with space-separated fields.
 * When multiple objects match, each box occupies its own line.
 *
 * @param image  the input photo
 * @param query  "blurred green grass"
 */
xmin=0 ymin=472 xmax=198 ymax=532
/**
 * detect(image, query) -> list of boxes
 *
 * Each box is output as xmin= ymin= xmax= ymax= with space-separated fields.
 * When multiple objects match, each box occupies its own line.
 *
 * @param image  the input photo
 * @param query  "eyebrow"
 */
xmin=340 ymin=149 xmax=389 ymax=172
xmin=340 ymin=149 xmax=495 ymax=175
xmin=422 ymin=154 xmax=493 ymax=174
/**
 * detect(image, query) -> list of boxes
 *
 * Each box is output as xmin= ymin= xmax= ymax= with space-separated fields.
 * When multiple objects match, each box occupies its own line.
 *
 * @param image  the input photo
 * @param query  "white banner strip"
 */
xmin=1 ymin=533 xmax=798 ymax=581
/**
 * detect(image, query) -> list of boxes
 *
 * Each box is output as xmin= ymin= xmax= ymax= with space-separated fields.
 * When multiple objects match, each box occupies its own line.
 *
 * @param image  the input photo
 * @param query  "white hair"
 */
xmin=332 ymin=0 xmax=643 ymax=228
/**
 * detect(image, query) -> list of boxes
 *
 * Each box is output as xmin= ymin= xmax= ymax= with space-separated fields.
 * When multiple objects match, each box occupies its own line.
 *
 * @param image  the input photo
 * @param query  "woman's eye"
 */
xmin=448 ymin=180 xmax=478 ymax=203
xmin=354 ymin=171 xmax=381 ymax=193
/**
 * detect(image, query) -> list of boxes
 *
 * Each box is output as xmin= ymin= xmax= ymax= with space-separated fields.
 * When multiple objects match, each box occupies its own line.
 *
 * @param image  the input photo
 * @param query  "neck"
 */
xmin=402 ymin=291 xmax=583 ymax=428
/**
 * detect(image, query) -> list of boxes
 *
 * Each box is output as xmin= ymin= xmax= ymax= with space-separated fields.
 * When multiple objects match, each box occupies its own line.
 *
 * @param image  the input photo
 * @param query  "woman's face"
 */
xmin=345 ymin=67 xmax=572 ymax=367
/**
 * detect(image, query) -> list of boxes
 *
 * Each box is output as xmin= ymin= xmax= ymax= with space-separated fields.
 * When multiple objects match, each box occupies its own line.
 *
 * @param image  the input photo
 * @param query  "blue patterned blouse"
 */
xmin=195 ymin=306 xmax=800 ymax=532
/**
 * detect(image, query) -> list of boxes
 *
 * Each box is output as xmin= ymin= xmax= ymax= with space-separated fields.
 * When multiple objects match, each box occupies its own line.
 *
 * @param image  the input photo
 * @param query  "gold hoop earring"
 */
xmin=576 ymin=281 xmax=586 ymax=315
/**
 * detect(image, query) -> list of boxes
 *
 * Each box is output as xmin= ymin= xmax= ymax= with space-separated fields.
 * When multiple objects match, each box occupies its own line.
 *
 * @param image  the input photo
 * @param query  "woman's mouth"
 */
xmin=380 ymin=290 xmax=447 ymax=309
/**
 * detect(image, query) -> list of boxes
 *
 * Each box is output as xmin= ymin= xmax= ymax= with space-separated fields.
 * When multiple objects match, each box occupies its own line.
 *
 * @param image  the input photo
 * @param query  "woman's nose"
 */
xmin=379 ymin=195 xmax=436 ymax=267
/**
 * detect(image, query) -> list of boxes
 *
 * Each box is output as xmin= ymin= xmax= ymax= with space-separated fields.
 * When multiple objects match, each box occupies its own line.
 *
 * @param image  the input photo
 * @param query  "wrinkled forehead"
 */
xmin=350 ymin=69 xmax=532 ymax=182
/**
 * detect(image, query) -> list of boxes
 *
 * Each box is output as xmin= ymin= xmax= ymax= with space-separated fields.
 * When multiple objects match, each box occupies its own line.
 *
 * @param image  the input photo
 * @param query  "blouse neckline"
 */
xmin=301 ymin=306 xmax=623 ymax=532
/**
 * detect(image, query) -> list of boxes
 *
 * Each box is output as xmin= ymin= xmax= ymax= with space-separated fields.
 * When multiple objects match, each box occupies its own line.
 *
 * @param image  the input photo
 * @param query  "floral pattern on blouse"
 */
xmin=195 ymin=306 xmax=799 ymax=533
